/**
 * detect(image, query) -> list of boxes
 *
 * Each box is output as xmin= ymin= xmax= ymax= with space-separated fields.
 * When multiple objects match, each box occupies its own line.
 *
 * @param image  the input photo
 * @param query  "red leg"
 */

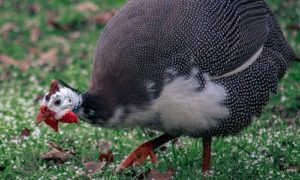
xmin=202 ymin=137 xmax=212 ymax=173
xmin=116 ymin=133 xmax=176 ymax=171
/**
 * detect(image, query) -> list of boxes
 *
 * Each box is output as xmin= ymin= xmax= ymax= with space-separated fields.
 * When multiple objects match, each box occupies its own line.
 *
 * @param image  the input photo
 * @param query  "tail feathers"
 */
xmin=263 ymin=1 xmax=299 ymax=63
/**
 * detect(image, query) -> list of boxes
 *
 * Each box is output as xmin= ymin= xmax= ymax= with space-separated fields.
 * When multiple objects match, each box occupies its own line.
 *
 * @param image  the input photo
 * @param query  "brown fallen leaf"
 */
xmin=287 ymin=163 xmax=299 ymax=172
xmin=0 ymin=55 xmax=32 ymax=72
xmin=75 ymin=2 xmax=98 ymax=12
xmin=30 ymin=25 xmax=40 ymax=42
xmin=27 ymin=3 xmax=40 ymax=14
xmin=1 ymin=47 xmax=59 ymax=72
xmin=46 ymin=12 xmax=61 ymax=29
xmin=21 ymin=128 xmax=31 ymax=137
xmin=99 ymin=150 xmax=114 ymax=163
xmin=48 ymin=142 xmax=65 ymax=152
xmin=28 ymin=47 xmax=38 ymax=54
xmin=0 ymin=55 xmax=20 ymax=66
xmin=46 ymin=12 xmax=70 ymax=31
xmin=147 ymin=168 xmax=173 ymax=180
xmin=42 ymin=148 xmax=70 ymax=164
xmin=41 ymin=142 xmax=75 ymax=164
xmin=95 ymin=140 xmax=114 ymax=163
xmin=68 ymin=31 xmax=81 ymax=40
xmin=93 ymin=9 xmax=117 ymax=24
xmin=46 ymin=12 xmax=87 ymax=31
xmin=9 ymin=128 xmax=31 ymax=144
xmin=0 ymin=69 xmax=11 ymax=81
xmin=35 ymin=48 xmax=58 ymax=67
xmin=51 ymin=36 xmax=70 ymax=54
xmin=83 ymin=161 xmax=106 ymax=176
xmin=0 ymin=23 xmax=18 ymax=36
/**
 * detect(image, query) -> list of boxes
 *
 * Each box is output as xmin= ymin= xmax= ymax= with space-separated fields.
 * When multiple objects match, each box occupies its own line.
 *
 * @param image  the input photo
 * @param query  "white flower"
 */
xmin=32 ymin=128 xmax=41 ymax=139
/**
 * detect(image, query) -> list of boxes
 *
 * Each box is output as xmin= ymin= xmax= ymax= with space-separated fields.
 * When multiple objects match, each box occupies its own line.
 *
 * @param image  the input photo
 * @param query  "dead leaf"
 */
xmin=46 ymin=12 xmax=87 ymax=31
xmin=36 ymin=48 xmax=58 ymax=67
xmin=0 ymin=55 xmax=20 ymax=66
xmin=21 ymin=128 xmax=31 ymax=137
xmin=48 ymin=142 xmax=65 ymax=152
xmin=42 ymin=148 xmax=70 ymax=164
xmin=99 ymin=150 xmax=114 ymax=163
xmin=51 ymin=36 xmax=70 ymax=54
xmin=287 ymin=163 xmax=299 ymax=172
xmin=9 ymin=128 xmax=31 ymax=144
xmin=41 ymin=142 xmax=75 ymax=164
xmin=0 ymin=23 xmax=18 ymax=36
xmin=30 ymin=25 xmax=40 ymax=42
xmin=0 ymin=69 xmax=11 ymax=81
xmin=288 ymin=24 xmax=300 ymax=30
xmin=1 ymin=48 xmax=58 ymax=72
xmin=147 ymin=168 xmax=173 ymax=180
xmin=46 ymin=12 xmax=61 ymax=29
xmin=93 ymin=9 xmax=117 ymax=24
xmin=0 ymin=55 xmax=32 ymax=72
xmin=17 ymin=56 xmax=32 ymax=72
xmin=76 ymin=2 xmax=98 ymax=12
xmin=68 ymin=31 xmax=80 ymax=40
xmin=94 ymin=140 xmax=114 ymax=163
xmin=29 ymin=47 xmax=38 ymax=54
xmin=0 ymin=55 xmax=31 ymax=72
xmin=27 ymin=3 xmax=40 ymax=14
xmin=46 ymin=12 xmax=70 ymax=31
xmin=83 ymin=161 xmax=106 ymax=176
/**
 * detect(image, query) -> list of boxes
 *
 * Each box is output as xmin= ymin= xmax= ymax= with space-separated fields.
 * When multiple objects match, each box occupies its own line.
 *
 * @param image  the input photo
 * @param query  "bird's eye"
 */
xmin=45 ymin=95 xmax=50 ymax=101
xmin=54 ymin=99 xmax=61 ymax=106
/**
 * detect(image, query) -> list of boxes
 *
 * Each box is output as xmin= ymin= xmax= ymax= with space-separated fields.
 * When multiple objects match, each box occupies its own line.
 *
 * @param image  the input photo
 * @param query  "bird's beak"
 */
xmin=36 ymin=110 xmax=46 ymax=126
xmin=36 ymin=105 xmax=53 ymax=125
xmin=36 ymin=105 xmax=78 ymax=132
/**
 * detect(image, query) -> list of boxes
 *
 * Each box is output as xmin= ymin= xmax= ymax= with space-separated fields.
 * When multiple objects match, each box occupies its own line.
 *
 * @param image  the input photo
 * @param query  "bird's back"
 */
xmin=91 ymin=0 xmax=270 ymax=82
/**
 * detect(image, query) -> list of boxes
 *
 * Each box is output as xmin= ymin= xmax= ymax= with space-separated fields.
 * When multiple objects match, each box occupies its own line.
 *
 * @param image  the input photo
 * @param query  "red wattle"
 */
xmin=44 ymin=117 xmax=59 ymax=132
xmin=58 ymin=110 xmax=78 ymax=124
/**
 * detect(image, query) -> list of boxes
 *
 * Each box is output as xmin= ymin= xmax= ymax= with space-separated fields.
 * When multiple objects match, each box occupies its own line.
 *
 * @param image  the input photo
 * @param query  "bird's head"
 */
xmin=36 ymin=80 xmax=82 ymax=132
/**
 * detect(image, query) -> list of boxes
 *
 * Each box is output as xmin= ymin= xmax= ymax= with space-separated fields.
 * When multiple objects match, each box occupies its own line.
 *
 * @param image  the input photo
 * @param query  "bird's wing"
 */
xmin=169 ymin=0 xmax=270 ymax=77
xmin=89 ymin=0 xmax=289 ymax=93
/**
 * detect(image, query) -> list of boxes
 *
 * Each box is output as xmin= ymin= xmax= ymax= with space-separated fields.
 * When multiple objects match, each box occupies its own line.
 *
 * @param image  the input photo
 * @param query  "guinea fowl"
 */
xmin=36 ymin=0 xmax=297 ymax=172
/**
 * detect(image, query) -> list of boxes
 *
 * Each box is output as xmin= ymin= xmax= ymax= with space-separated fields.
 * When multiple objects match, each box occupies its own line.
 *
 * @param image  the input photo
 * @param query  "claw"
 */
xmin=116 ymin=141 xmax=157 ymax=172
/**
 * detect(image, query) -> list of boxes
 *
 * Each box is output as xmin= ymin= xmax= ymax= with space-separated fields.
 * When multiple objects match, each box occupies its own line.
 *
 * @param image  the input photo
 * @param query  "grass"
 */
xmin=0 ymin=0 xmax=299 ymax=179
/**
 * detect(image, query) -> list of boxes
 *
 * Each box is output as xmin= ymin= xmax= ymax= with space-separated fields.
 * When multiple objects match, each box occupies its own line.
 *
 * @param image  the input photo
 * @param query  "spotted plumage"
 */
xmin=37 ymin=0 xmax=298 ymax=172
xmin=81 ymin=0 xmax=296 ymax=137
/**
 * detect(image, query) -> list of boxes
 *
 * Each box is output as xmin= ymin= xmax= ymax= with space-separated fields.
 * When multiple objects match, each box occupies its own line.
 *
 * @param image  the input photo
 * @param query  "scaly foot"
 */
xmin=116 ymin=141 xmax=157 ymax=171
